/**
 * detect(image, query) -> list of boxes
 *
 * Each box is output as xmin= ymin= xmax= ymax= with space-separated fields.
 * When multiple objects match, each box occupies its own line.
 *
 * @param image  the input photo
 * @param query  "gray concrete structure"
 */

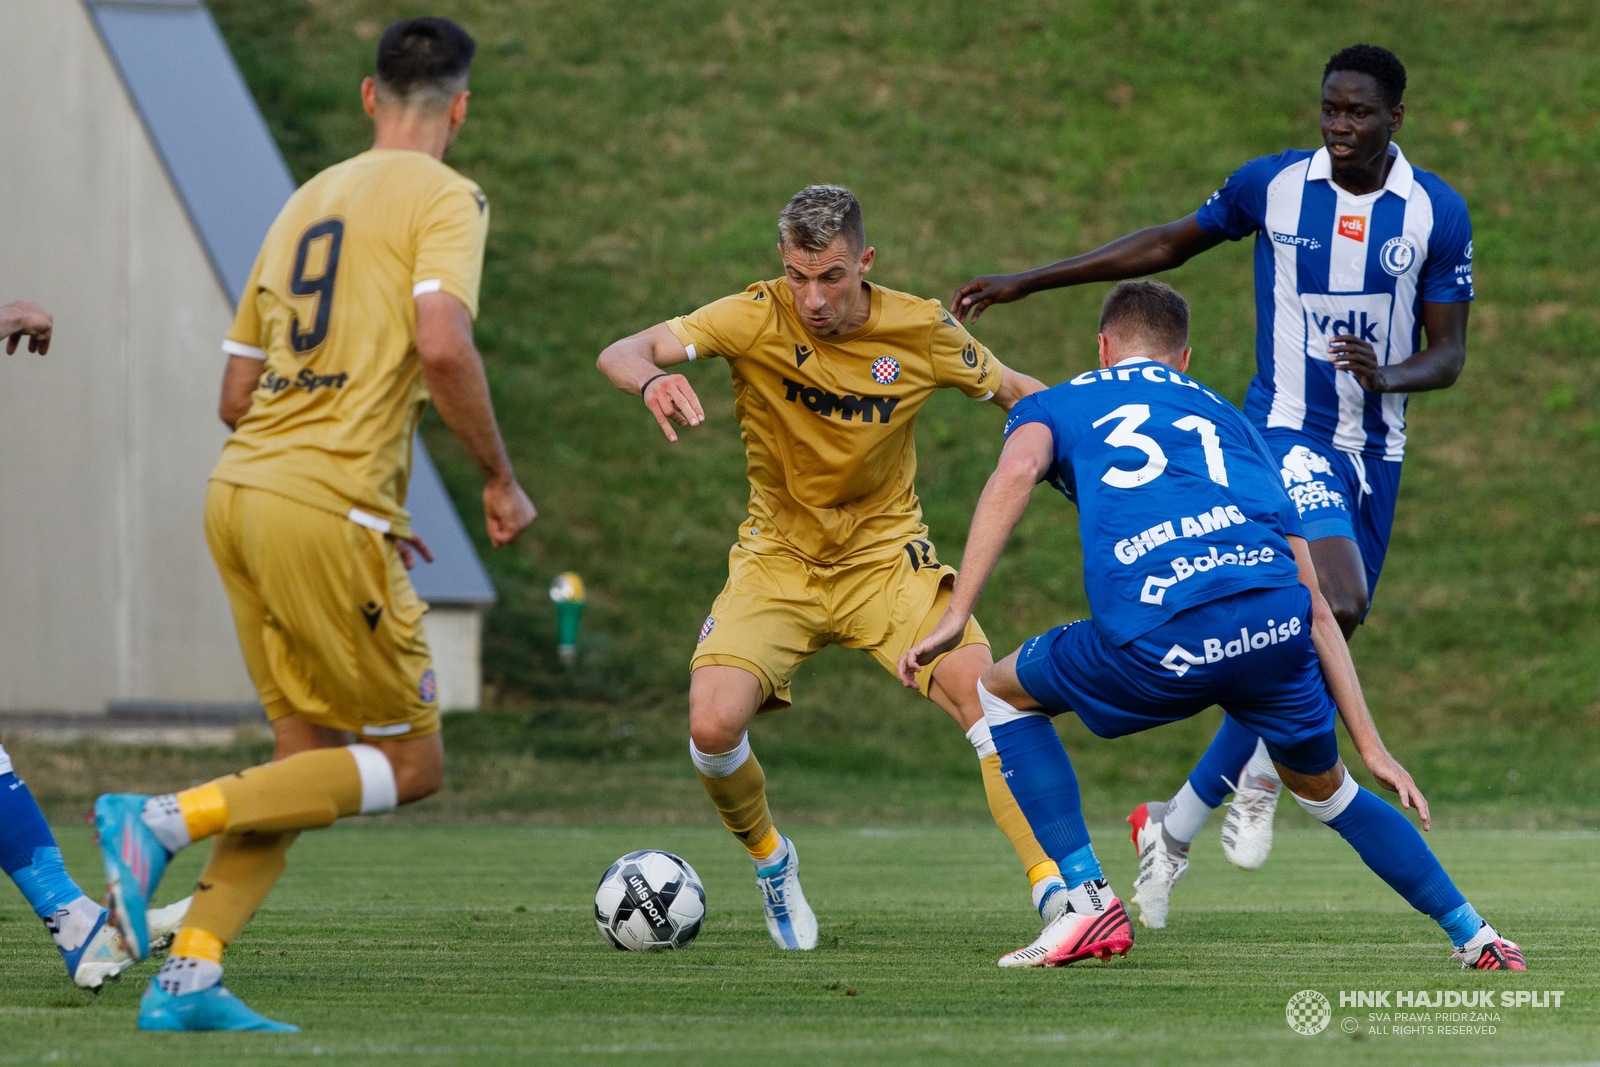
xmin=0 ymin=0 xmax=494 ymax=715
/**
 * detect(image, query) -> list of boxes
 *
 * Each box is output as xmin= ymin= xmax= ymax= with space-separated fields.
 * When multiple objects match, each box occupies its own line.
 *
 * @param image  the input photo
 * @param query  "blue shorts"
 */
xmin=1014 ymin=584 xmax=1339 ymax=775
xmin=1260 ymin=428 xmax=1401 ymax=608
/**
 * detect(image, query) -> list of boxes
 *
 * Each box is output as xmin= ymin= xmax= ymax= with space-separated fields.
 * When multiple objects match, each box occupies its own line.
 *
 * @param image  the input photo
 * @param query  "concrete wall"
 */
xmin=0 ymin=0 xmax=253 ymax=710
xmin=423 ymin=609 xmax=483 ymax=711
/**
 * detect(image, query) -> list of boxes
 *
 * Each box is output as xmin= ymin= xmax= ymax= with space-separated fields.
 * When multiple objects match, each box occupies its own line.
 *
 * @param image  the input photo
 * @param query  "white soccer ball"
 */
xmin=594 ymin=850 xmax=705 ymax=951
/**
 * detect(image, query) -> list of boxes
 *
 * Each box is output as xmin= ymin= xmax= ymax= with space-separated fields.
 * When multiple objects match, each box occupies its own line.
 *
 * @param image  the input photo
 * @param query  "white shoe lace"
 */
xmin=1222 ymin=774 xmax=1279 ymax=832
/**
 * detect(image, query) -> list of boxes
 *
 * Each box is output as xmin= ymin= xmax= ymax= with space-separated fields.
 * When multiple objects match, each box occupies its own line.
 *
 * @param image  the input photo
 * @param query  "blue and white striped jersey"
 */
xmin=1196 ymin=144 xmax=1473 ymax=460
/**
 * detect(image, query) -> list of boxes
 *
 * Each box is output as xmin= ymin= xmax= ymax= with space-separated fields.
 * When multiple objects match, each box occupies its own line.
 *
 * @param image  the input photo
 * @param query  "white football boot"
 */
xmin=1127 ymin=801 xmax=1188 ymax=930
xmin=1035 ymin=877 xmax=1070 ymax=926
xmin=999 ymin=890 xmax=1134 ymax=968
xmin=755 ymin=836 xmax=817 ymax=950
xmin=72 ymin=896 xmax=192 ymax=990
xmin=1220 ymin=771 xmax=1282 ymax=870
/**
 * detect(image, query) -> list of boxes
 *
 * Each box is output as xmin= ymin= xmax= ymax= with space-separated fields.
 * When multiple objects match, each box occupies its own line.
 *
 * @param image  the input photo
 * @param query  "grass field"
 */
xmin=2 ymin=821 xmax=1595 ymax=1065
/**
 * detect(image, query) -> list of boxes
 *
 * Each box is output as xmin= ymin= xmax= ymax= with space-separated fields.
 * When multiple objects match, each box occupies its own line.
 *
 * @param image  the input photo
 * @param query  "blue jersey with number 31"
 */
xmin=1005 ymin=358 xmax=1305 ymax=645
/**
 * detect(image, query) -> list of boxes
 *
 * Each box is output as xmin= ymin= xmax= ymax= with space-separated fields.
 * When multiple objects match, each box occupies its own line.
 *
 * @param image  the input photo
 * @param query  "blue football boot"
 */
xmin=93 ymin=794 xmax=171 ymax=960
xmin=138 ymin=976 xmax=299 ymax=1032
xmin=755 ymin=836 xmax=817 ymax=950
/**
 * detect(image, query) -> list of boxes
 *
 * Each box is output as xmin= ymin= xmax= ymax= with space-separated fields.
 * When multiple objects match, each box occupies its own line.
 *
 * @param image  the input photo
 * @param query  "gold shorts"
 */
xmin=691 ymin=538 xmax=989 ymax=712
xmin=205 ymin=481 xmax=439 ymax=740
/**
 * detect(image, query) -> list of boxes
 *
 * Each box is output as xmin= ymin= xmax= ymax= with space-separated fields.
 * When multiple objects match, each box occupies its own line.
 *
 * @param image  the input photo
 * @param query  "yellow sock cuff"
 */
xmin=176 ymin=783 xmax=228 ymax=843
xmin=1027 ymin=860 xmax=1062 ymax=886
xmin=747 ymin=828 xmax=782 ymax=861
xmin=170 ymin=926 xmax=225 ymax=963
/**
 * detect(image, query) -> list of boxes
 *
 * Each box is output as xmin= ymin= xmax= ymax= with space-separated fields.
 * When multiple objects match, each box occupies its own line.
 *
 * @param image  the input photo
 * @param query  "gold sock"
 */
xmin=169 ymin=926 xmax=225 ymax=964
xmin=696 ymin=752 xmax=779 ymax=859
xmin=181 ymin=831 xmax=300 ymax=947
xmin=190 ymin=747 xmax=363 ymax=838
xmin=1027 ymin=859 xmax=1063 ymax=887
xmin=979 ymin=753 xmax=1054 ymax=875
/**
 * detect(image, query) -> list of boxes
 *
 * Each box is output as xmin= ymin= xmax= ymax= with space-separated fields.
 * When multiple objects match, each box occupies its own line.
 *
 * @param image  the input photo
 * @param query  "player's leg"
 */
xmin=1272 ymin=746 xmax=1524 ymax=970
xmin=1155 ymin=435 xmax=1371 ymax=875
xmin=926 ymin=641 xmax=1067 ymax=924
xmin=687 ymin=547 xmax=824 ymax=949
xmin=0 ymin=743 xmax=185 ymax=988
xmin=976 ymin=644 xmax=1134 ymax=967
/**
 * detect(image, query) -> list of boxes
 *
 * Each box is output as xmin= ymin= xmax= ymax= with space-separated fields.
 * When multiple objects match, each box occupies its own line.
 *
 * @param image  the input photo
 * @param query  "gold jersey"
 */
xmin=211 ymin=149 xmax=489 ymax=538
xmin=668 ymin=279 xmax=1002 ymax=563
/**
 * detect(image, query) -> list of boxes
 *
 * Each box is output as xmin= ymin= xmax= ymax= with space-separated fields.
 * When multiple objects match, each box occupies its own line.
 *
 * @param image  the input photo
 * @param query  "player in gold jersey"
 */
xmin=598 ymin=186 xmax=1063 ymax=949
xmin=94 ymin=18 xmax=534 ymax=1032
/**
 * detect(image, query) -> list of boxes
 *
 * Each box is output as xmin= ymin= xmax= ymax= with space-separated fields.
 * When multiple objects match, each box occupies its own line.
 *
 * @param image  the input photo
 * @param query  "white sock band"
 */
xmin=690 ymin=734 xmax=751 ymax=778
xmin=965 ymin=719 xmax=997 ymax=759
xmin=1291 ymin=769 xmax=1359 ymax=823
xmin=1244 ymin=738 xmax=1280 ymax=784
xmin=977 ymin=680 xmax=1047 ymax=729
xmin=0 ymin=741 xmax=11 ymax=776
xmin=1162 ymin=781 xmax=1213 ymax=844
xmin=142 ymin=794 xmax=192 ymax=852
xmin=346 ymin=744 xmax=398 ymax=814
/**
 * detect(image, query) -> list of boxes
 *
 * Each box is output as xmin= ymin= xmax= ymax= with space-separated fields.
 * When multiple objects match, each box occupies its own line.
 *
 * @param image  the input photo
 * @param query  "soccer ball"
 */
xmin=593 ymin=850 xmax=705 ymax=951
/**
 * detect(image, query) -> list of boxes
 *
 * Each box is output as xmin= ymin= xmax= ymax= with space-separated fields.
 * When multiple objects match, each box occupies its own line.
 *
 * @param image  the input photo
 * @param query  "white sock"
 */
xmin=156 ymin=955 xmax=223 ymax=995
xmin=141 ymin=794 xmax=191 ymax=853
xmin=690 ymin=734 xmax=751 ymax=778
xmin=1460 ymin=922 xmax=1499 ymax=954
xmin=46 ymin=896 xmax=104 ymax=952
xmin=1290 ymin=771 xmax=1360 ymax=822
xmin=1243 ymin=738 xmax=1281 ymax=788
xmin=977 ymin=680 xmax=1047 ymax=728
xmin=1031 ymin=875 xmax=1066 ymax=911
xmin=1064 ymin=878 xmax=1112 ymax=916
xmin=964 ymin=719 xmax=997 ymax=759
xmin=346 ymin=744 xmax=399 ymax=813
xmin=1161 ymin=781 xmax=1212 ymax=845
xmin=754 ymin=834 xmax=788 ymax=872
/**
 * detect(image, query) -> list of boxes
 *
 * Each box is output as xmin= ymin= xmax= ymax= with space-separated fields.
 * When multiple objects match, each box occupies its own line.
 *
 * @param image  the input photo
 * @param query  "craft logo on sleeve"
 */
xmin=1337 ymin=214 xmax=1366 ymax=242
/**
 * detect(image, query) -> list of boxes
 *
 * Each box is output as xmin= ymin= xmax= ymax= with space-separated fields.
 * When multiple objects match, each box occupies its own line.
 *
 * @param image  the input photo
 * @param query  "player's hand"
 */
xmin=1328 ymin=336 xmax=1387 ymax=392
xmin=950 ymin=274 xmax=1027 ymax=325
xmin=896 ymin=610 xmax=969 ymax=689
xmin=1360 ymin=750 xmax=1431 ymax=830
xmin=394 ymin=532 xmax=434 ymax=571
xmin=644 ymin=373 xmax=704 ymax=443
xmin=483 ymin=478 xmax=536 ymax=548
xmin=2 ymin=300 xmax=52 ymax=355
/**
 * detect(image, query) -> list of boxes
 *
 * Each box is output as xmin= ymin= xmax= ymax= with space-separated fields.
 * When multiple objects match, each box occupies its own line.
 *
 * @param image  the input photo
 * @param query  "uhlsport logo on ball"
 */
xmin=1286 ymin=989 xmax=1333 ymax=1035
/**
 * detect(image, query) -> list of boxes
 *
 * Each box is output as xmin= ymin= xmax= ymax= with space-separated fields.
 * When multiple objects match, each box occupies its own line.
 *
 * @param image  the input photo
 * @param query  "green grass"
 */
xmin=2 ymin=820 xmax=1595 ymax=1065
xmin=199 ymin=0 xmax=1600 ymax=810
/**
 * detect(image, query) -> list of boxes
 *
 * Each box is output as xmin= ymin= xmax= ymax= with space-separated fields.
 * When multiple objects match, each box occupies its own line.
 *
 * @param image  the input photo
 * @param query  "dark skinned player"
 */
xmin=950 ymin=45 xmax=1475 ymax=927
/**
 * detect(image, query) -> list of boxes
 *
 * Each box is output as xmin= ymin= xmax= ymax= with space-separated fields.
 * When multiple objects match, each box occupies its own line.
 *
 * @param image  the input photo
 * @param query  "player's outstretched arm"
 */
xmin=1289 ymin=534 xmax=1431 ymax=828
xmin=1330 ymin=301 xmax=1468 ymax=394
xmin=2 ymin=300 xmax=52 ymax=355
xmin=416 ymin=290 xmax=535 ymax=548
xmin=950 ymin=214 xmax=1223 ymax=324
xmin=987 ymin=363 xmax=1048 ymax=412
xmin=595 ymin=322 xmax=705 ymax=444
xmin=897 ymin=423 xmax=1054 ymax=687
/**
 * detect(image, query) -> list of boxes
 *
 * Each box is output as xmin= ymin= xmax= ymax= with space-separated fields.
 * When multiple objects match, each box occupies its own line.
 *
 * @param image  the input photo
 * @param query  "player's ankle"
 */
xmin=1064 ymin=878 xmax=1113 ymax=916
xmin=157 ymin=954 xmax=224 ymax=995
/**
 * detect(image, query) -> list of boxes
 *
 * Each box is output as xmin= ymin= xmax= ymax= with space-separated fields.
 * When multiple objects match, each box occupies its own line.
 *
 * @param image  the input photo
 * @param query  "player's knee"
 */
xmin=688 ymin=711 xmax=744 ymax=757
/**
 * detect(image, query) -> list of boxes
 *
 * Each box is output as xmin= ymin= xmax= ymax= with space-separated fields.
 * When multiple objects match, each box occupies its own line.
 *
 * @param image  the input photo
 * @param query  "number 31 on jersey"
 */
xmin=1092 ymin=404 xmax=1229 ymax=489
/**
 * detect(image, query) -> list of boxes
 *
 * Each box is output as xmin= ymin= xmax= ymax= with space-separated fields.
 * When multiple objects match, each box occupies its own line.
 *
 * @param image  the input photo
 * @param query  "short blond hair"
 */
xmin=778 ymin=185 xmax=865 ymax=254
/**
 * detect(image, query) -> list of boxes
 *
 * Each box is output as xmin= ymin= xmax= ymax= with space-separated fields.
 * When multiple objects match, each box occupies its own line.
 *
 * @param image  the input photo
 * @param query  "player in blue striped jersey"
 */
xmin=898 ymin=281 xmax=1520 ymax=971
xmin=949 ymin=45 xmax=1472 ymax=896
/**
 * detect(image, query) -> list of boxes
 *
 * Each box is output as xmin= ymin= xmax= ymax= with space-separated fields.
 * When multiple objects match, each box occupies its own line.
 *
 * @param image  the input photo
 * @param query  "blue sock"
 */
xmin=0 ymin=773 xmax=88 ymax=920
xmin=991 ymin=717 xmax=1102 ymax=885
xmin=1187 ymin=714 xmax=1259 ymax=807
xmin=1326 ymin=786 xmax=1470 ymax=939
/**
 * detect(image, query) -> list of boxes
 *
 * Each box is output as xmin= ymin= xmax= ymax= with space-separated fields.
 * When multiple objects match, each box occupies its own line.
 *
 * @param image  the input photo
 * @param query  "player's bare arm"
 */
xmin=416 ymin=290 xmax=535 ymax=549
xmin=2 ymin=300 xmax=52 ymax=355
xmin=595 ymin=322 xmax=705 ymax=443
xmin=951 ymin=216 xmax=1223 ymax=324
xmin=988 ymin=363 xmax=1048 ymax=411
xmin=217 ymin=355 xmax=261 ymax=429
xmin=898 ymin=422 xmax=1054 ymax=687
xmin=1330 ymin=300 xmax=1468 ymax=393
xmin=1284 ymin=533 xmax=1429 ymax=825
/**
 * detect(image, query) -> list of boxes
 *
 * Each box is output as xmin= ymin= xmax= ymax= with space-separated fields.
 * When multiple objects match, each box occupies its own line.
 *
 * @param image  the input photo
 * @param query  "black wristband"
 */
xmin=639 ymin=372 xmax=671 ymax=399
